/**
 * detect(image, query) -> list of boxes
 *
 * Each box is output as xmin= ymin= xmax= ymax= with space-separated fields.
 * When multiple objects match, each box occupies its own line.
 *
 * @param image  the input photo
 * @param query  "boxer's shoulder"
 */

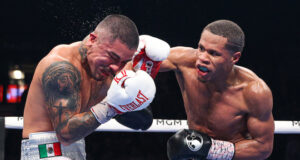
xmin=243 ymin=81 xmax=273 ymax=117
xmin=236 ymin=66 xmax=273 ymax=114
xmin=35 ymin=56 xmax=80 ymax=86
xmin=37 ymin=43 xmax=82 ymax=76
xmin=49 ymin=42 xmax=81 ymax=59
xmin=235 ymin=65 xmax=269 ymax=90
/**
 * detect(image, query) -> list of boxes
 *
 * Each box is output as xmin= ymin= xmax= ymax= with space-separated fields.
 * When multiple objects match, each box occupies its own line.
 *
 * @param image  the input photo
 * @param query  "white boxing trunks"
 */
xmin=21 ymin=131 xmax=86 ymax=160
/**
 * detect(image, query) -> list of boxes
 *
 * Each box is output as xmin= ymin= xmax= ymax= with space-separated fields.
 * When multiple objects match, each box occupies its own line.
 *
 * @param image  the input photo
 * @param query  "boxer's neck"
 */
xmin=206 ymin=67 xmax=237 ymax=92
xmin=78 ymin=41 xmax=93 ymax=80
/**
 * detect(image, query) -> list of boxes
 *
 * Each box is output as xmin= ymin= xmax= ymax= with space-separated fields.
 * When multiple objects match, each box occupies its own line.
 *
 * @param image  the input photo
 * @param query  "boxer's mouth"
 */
xmin=197 ymin=65 xmax=209 ymax=73
xmin=99 ymin=67 xmax=115 ymax=77
xmin=101 ymin=70 xmax=109 ymax=76
xmin=107 ymin=69 xmax=116 ymax=77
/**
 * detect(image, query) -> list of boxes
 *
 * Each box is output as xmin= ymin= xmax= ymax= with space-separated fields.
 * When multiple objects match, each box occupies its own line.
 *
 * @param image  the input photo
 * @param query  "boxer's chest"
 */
xmin=187 ymin=89 xmax=248 ymax=140
xmin=180 ymin=72 xmax=248 ymax=140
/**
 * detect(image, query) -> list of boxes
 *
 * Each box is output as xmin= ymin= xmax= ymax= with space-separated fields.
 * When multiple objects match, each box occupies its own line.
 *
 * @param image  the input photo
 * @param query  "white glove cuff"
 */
xmin=206 ymin=139 xmax=235 ymax=160
xmin=90 ymin=101 xmax=117 ymax=124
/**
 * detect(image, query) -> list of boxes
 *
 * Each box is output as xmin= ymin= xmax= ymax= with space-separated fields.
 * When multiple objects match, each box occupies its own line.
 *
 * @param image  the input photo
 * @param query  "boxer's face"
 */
xmin=86 ymin=34 xmax=135 ymax=81
xmin=195 ymin=30 xmax=234 ymax=82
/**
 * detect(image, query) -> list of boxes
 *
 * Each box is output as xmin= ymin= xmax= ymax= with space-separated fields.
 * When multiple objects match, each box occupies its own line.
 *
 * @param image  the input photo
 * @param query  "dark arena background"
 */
xmin=1 ymin=0 xmax=300 ymax=159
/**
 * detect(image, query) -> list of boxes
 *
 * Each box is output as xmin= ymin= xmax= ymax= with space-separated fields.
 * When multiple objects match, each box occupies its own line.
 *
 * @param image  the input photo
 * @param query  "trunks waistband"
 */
xmin=21 ymin=131 xmax=86 ymax=160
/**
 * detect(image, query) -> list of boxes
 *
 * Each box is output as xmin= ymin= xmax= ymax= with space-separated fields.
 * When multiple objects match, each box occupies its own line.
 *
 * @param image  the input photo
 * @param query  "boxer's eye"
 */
xmin=208 ymin=50 xmax=221 ymax=56
xmin=107 ymin=51 xmax=120 ymax=63
xmin=199 ymin=45 xmax=205 ymax=52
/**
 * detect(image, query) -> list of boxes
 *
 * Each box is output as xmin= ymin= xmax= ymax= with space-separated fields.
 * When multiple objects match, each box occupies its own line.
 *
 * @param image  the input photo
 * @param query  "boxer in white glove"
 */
xmin=91 ymin=70 xmax=156 ymax=124
xmin=132 ymin=35 xmax=170 ymax=78
xmin=114 ymin=35 xmax=171 ymax=130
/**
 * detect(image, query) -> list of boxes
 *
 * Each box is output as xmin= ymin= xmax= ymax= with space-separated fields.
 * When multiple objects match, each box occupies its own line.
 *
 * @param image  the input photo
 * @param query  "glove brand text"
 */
xmin=119 ymin=90 xmax=149 ymax=111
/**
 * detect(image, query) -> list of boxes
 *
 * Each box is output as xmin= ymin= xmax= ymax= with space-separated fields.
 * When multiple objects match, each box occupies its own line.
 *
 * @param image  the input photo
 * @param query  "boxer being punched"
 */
xmin=21 ymin=14 xmax=158 ymax=160
xmin=160 ymin=20 xmax=274 ymax=160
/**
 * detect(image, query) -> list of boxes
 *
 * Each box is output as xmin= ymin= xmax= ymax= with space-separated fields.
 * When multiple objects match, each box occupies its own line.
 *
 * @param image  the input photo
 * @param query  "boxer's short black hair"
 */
xmin=203 ymin=20 xmax=245 ymax=53
xmin=97 ymin=14 xmax=139 ymax=50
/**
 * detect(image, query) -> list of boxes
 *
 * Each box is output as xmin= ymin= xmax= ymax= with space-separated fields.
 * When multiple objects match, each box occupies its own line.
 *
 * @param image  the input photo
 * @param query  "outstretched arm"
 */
xmin=160 ymin=47 xmax=196 ymax=72
xmin=42 ymin=61 xmax=100 ymax=145
xmin=234 ymin=80 xmax=274 ymax=160
xmin=159 ymin=47 xmax=180 ymax=72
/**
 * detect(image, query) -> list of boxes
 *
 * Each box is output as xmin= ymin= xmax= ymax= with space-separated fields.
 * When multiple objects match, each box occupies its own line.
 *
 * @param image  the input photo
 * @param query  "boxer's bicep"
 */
xmin=249 ymin=89 xmax=274 ymax=154
xmin=246 ymin=81 xmax=274 ymax=144
xmin=246 ymin=111 xmax=274 ymax=153
xmin=160 ymin=47 xmax=195 ymax=72
xmin=234 ymin=115 xmax=274 ymax=159
xmin=41 ymin=61 xmax=83 ymax=135
xmin=235 ymin=81 xmax=274 ymax=159
xmin=159 ymin=47 xmax=182 ymax=72
xmin=160 ymin=59 xmax=177 ymax=72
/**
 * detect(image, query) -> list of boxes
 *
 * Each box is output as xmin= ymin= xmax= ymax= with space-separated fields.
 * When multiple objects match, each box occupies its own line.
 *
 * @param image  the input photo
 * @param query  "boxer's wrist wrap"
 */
xmin=206 ymin=139 xmax=235 ymax=160
xmin=90 ymin=101 xmax=117 ymax=124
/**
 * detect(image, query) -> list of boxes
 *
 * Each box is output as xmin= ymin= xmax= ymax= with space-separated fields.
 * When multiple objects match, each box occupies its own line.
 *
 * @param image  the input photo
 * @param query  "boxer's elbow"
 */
xmin=57 ymin=134 xmax=74 ymax=146
xmin=55 ymin=131 xmax=76 ymax=146
xmin=258 ymin=142 xmax=273 ymax=159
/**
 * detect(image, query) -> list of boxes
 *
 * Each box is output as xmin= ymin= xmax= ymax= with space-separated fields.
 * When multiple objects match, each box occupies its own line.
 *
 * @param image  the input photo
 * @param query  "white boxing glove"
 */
xmin=90 ymin=70 xmax=156 ymax=124
xmin=107 ymin=70 xmax=156 ymax=113
xmin=132 ymin=35 xmax=170 ymax=78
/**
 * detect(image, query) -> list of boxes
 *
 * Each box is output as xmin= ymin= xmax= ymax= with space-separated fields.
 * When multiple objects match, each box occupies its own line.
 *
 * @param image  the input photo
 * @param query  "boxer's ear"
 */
xmin=232 ymin=52 xmax=241 ymax=64
xmin=86 ymin=33 xmax=97 ymax=45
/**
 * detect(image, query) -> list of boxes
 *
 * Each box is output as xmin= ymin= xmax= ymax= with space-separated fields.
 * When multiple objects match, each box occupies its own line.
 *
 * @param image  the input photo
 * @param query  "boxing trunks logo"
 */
xmin=38 ymin=142 xmax=62 ymax=159
xmin=185 ymin=133 xmax=204 ymax=152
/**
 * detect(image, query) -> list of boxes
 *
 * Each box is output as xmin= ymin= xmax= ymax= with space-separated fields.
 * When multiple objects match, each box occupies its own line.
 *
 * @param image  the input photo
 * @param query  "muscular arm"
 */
xmin=234 ymin=81 xmax=274 ymax=160
xmin=42 ymin=61 xmax=100 ymax=145
xmin=160 ymin=47 xmax=196 ymax=72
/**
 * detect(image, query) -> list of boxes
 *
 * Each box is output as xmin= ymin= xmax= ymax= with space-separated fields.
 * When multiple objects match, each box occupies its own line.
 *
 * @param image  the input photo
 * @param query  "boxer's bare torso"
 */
xmin=161 ymin=40 xmax=274 ymax=158
xmin=161 ymin=46 xmax=274 ymax=143
xmin=22 ymin=42 xmax=112 ymax=138
xmin=171 ymin=48 xmax=268 ymax=142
